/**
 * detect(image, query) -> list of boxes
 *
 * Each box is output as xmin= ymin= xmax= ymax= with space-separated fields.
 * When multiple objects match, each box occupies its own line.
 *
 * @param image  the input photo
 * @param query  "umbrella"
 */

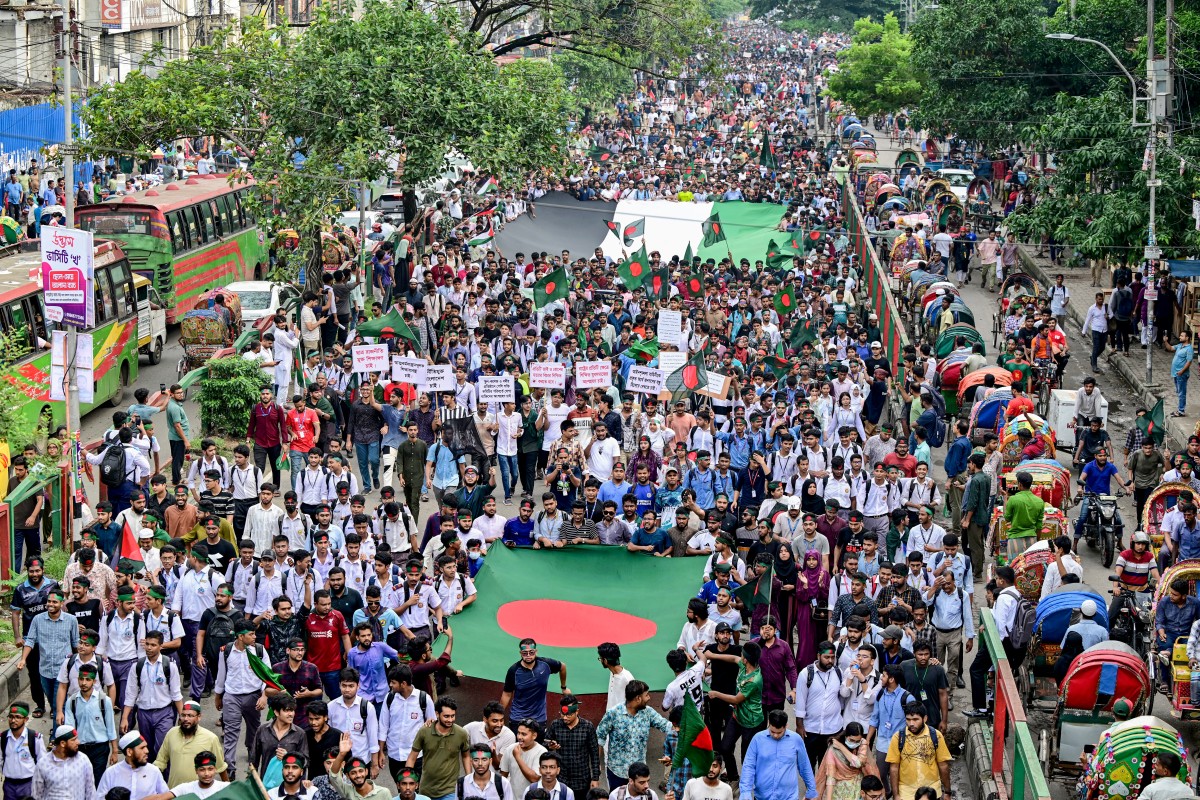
xmin=881 ymin=198 xmax=910 ymax=211
xmin=0 ymin=216 xmax=20 ymax=244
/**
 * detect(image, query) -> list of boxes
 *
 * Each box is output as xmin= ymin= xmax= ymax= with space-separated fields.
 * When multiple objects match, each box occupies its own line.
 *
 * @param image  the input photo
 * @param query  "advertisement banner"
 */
xmin=41 ymin=227 xmax=94 ymax=328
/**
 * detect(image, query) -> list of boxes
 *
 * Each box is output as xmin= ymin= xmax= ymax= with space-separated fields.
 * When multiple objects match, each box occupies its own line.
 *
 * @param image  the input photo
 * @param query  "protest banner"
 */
xmin=529 ymin=362 xmax=566 ymax=389
xmin=422 ymin=364 xmax=456 ymax=393
xmin=352 ymin=344 xmax=389 ymax=374
xmin=575 ymin=361 xmax=613 ymax=389
xmin=657 ymin=309 xmax=682 ymax=346
xmin=479 ymin=374 xmax=515 ymax=404
xmin=391 ymin=356 xmax=428 ymax=385
xmin=627 ymin=365 xmax=666 ymax=395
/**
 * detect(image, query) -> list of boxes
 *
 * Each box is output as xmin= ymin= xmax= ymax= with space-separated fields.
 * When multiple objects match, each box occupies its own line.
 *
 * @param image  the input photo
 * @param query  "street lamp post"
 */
xmin=1044 ymin=32 xmax=1158 ymax=385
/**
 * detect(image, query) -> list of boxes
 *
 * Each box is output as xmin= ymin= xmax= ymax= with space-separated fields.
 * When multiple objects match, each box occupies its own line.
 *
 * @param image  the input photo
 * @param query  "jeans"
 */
xmin=1090 ymin=329 xmax=1107 ymax=370
xmin=497 ymin=453 xmax=518 ymax=500
xmin=13 ymin=528 xmax=40 ymax=572
xmin=1176 ymin=372 xmax=1189 ymax=414
xmin=1113 ymin=319 xmax=1132 ymax=353
xmin=170 ymin=438 xmax=187 ymax=484
xmin=355 ymin=440 xmax=381 ymax=492
xmin=321 ymin=670 xmax=343 ymax=699
xmin=181 ymin=619 xmax=205 ymax=701
xmin=290 ymin=450 xmax=309 ymax=491
xmin=38 ymin=675 xmax=57 ymax=715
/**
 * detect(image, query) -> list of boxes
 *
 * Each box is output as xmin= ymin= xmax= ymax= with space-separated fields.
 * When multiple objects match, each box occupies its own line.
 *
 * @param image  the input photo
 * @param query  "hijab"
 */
xmin=774 ymin=541 xmax=799 ymax=586
xmin=798 ymin=549 xmax=829 ymax=602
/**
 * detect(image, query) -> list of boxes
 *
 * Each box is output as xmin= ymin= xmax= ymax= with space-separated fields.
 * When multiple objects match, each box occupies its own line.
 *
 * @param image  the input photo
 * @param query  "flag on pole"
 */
xmin=761 ymin=355 xmax=792 ymax=380
xmin=790 ymin=318 xmax=819 ymax=349
xmin=115 ymin=519 xmax=144 ymax=576
xmin=672 ymin=694 xmax=714 ymax=775
xmin=702 ymin=213 xmax=726 ymax=247
xmin=683 ymin=242 xmax=695 ymax=265
xmin=647 ymin=268 xmax=672 ymax=301
xmin=666 ymin=353 xmax=708 ymax=404
xmin=533 ymin=267 xmax=570 ymax=309
xmin=617 ymin=245 xmax=651 ymax=289
xmin=588 ymin=146 xmax=614 ymax=163
xmin=477 ymin=176 xmax=499 ymax=194
xmin=773 ymin=285 xmax=797 ymax=317
xmin=620 ymin=218 xmax=645 ymax=247
xmin=467 ymin=222 xmax=494 ymax=247
xmin=246 ymin=647 xmax=285 ymax=693
xmin=682 ymin=272 xmax=704 ymax=299
xmin=733 ymin=562 xmax=774 ymax=609
xmin=766 ymin=239 xmax=795 ymax=269
xmin=758 ymin=136 xmax=778 ymax=170
xmin=624 ymin=337 xmax=660 ymax=363
xmin=1137 ymin=398 xmax=1165 ymax=446
xmin=357 ymin=308 xmax=419 ymax=349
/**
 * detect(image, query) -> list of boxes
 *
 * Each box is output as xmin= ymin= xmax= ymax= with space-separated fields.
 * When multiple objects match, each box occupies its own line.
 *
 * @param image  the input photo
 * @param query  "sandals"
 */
xmin=31 ymin=709 xmax=43 ymax=719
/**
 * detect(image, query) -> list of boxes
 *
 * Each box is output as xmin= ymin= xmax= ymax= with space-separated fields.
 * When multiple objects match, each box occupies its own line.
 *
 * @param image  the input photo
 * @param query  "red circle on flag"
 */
xmin=689 ymin=280 xmax=701 ymax=293
xmin=497 ymin=599 xmax=658 ymax=647
xmin=544 ymin=281 xmax=556 ymax=294
xmin=630 ymin=263 xmax=643 ymax=277
xmin=712 ymin=224 xmax=721 ymax=235
xmin=682 ymin=366 xmax=700 ymax=389
xmin=809 ymin=231 xmax=821 ymax=240
xmin=780 ymin=295 xmax=792 ymax=308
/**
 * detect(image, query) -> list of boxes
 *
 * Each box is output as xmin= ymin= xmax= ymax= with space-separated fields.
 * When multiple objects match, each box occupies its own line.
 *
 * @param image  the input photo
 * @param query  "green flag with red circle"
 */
xmin=702 ymin=212 xmax=726 ymax=247
xmin=683 ymin=272 xmax=704 ymax=299
xmin=647 ymin=267 xmax=672 ymax=301
xmin=617 ymin=244 xmax=651 ymax=289
xmin=533 ymin=266 xmax=569 ymax=309
xmin=666 ymin=352 xmax=708 ymax=403
xmin=773 ymin=285 xmax=797 ymax=317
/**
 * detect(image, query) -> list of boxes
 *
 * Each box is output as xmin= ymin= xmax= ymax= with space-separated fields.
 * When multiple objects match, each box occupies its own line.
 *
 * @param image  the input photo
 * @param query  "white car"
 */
xmin=936 ymin=168 xmax=975 ymax=202
xmin=224 ymin=281 xmax=299 ymax=330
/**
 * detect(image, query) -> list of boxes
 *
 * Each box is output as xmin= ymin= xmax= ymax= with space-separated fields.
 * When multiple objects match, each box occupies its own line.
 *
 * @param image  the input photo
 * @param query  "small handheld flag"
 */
xmin=702 ymin=213 xmax=726 ymax=247
xmin=533 ymin=267 xmax=570 ymax=309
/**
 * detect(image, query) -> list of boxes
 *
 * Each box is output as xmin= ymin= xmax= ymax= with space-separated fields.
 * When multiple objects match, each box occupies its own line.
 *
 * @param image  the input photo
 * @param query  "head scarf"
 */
xmin=798 ymin=549 xmax=829 ymax=602
xmin=773 ymin=541 xmax=798 ymax=585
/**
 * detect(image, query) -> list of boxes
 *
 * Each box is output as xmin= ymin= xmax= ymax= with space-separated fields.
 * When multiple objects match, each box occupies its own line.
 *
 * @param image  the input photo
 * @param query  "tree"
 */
xmin=80 ymin=5 xmax=570 ymax=281
xmin=826 ymin=14 xmax=923 ymax=117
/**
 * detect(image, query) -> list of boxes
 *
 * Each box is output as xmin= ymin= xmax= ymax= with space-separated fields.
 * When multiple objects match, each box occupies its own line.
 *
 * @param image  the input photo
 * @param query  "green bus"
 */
xmin=76 ymin=175 xmax=269 ymax=322
xmin=0 ymin=240 xmax=141 ymax=426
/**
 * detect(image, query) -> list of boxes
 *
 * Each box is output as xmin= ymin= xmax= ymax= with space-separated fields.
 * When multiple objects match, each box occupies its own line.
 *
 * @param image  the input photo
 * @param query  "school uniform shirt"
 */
xmin=171 ymin=567 xmax=221 ymax=622
xmin=124 ymin=654 xmax=183 ymax=709
xmin=433 ymin=573 xmax=476 ymax=614
xmin=0 ymin=725 xmax=46 ymax=780
xmin=312 ymin=550 xmax=338 ymax=587
xmin=907 ymin=523 xmax=946 ymax=556
xmin=214 ymin=645 xmax=267 ymax=696
xmin=97 ymin=608 xmax=142 ymax=662
xmin=793 ymin=664 xmax=845 ymax=735
xmin=229 ymin=464 xmax=264 ymax=502
xmin=297 ymin=467 xmax=335 ymax=506
xmin=170 ymin=780 xmax=230 ymax=798
xmin=337 ymin=557 xmax=371 ymax=597
xmin=399 ymin=581 xmax=443 ymax=631
xmin=226 ymin=559 xmax=259 ymax=603
xmin=327 ymin=696 xmax=380 ymax=760
xmin=246 ymin=570 xmax=288 ymax=617
xmin=57 ymin=653 xmax=116 ymax=698
xmin=378 ymin=689 xmax=436 ymax=761
xmin=64 ymin=691 xmax=117 ymax=746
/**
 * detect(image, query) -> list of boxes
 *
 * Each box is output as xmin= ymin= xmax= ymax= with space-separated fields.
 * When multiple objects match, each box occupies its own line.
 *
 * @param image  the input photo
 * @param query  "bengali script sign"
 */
xmin=41 ymin=227 xmax=94 ymax=327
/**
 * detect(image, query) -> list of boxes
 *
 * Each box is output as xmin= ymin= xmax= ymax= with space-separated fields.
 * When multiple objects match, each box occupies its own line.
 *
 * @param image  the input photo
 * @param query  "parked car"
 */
xmin=223 ymin=281 xmax=300 ymax=330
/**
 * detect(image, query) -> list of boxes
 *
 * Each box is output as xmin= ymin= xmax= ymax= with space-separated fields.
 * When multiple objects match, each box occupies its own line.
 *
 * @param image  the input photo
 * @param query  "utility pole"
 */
xmin=60 ymin=0 xmax=82 ymax=543
xmin=1145 ymin=0 xmax=1172 ymax=387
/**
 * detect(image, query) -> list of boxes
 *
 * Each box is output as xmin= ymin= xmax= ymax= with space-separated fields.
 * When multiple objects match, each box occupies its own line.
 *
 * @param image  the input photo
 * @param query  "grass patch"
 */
xmin=0 ymin=547 xmax=69 ymax=661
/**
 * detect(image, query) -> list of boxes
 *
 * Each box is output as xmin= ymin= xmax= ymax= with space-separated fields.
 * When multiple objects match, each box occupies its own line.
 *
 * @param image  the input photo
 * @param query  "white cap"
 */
xmin=119 ymin=731 xmax=145 ymax=750
xmin=1080 ymin=599 xmax=1097 ymax=617
xmin=138 ymin=527 xmax=155 ymax=539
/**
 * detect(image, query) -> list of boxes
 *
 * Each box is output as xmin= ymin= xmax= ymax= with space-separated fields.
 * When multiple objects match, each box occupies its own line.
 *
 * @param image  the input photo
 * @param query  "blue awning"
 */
xmin=1167 ymin=259 xmax=1200 ymax=277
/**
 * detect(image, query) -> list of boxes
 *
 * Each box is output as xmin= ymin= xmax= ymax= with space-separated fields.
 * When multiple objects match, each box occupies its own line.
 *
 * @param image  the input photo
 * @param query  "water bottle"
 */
xmin=1189 ymin=668 xmax=1200 ymax=706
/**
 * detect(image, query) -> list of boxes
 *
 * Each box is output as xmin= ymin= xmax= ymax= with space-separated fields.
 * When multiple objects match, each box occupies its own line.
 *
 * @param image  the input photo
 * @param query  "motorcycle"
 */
xmin=1079 ymin=491 xmax=1121 ymax=568
xmin=1108 ymin=577 xmax=1154 ymax=660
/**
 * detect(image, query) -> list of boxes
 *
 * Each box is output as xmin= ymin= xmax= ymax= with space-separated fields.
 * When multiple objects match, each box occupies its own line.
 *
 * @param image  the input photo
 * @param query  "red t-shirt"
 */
xmin=287 ymin=408 xmax=319 ymax=453
xmin=305 ymin=610 xmax=349 ymax=672
xmin=1007 ymin=396 xmax=1035 ymax=417
xmin=884 ymin=452 xmax=918 ymax=478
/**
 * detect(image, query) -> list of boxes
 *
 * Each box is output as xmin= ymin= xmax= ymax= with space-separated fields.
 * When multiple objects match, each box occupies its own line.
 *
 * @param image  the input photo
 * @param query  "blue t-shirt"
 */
xmin=632 ymin=483 xmax=655 ymax=518
xmin=1081 ymin=460 xmax=1120 ymax=494
xmin=598 ymin=480 xmax=633 ymax=506
xmin=630 ymin=527 xmax=671 ymax=554
xmin=502 ymin=517 xmax=535 ymax=547
xmin=4 ymin=182 xmax=21 ymax=203
xmin=1173 ymin=343 xmax=1195 ymax=376
xmin=503 ymin=657 xmax=562 ymax=722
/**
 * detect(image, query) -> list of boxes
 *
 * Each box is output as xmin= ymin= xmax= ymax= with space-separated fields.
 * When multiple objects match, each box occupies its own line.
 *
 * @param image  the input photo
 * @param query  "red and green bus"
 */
xmin=76 ymin=175 xmax=269 ymax=322
xmin=0 ymin=240 xmax=141 ymax=427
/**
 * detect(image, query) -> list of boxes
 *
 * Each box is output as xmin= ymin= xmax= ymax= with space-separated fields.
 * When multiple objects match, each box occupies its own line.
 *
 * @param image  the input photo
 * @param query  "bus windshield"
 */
xmin=76 ymin=210 xmax=157 ymax=236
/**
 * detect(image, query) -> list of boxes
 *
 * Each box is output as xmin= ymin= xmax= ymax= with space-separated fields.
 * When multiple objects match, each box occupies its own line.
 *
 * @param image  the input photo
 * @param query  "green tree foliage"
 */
xmin=554 ymin=49 xmax=637 ymax=109
xmin=80 ymin=5 xmax=570 ymax=281
xmin=0 ymin=332 xmax=40 ymax=451
xmin=195 ymin=356 xmax=271 ymax=437
xmin=826 ymin=14 xmax=923 ymax=117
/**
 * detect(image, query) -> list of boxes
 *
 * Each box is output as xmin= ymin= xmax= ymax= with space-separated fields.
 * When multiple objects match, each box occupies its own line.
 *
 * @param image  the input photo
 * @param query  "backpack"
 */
xmin=1115 ymin=287 xmax=1133 ymax=319
xmin=133 ymin=656 xmax=177 ymax=691
xmin=67 ymin=693 xmax=112 ymax=731
xmin=105 ymin=608 xmax=141 ymax=645
xmin=220 ymin=642 xmax=267 ymax=673
xmin=99 ymin=440 xmax=127 ymax=488
xmin=1004 ymin=587 xmax=1037 ymax=649
xmin=0 ymin=728 xmax=37 ymax=766
xmin=897 ymin=725 xmax=939 ymax=752
xmin=254 ymin=571 xmax=289 ymax=595
xmin=141 ymin=608 xmax=178 ymax=637
xmin=457 ymin=774 xmax=507 ymax=800
xmin=384 ymin=689 xmax=430 ymax=721
xmin=805 ymin=664 xmax=843 ymax=688
xmin=926 ymin=415 xmax=947 ymax=449
xmin=204 ymin=609 xmax=239 ymax=661
xmin=930 ymin=586 xmax=967 ymax=628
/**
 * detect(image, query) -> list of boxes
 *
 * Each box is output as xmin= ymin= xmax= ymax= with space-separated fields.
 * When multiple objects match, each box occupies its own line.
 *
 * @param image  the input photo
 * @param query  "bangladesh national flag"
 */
xmin=702 ymin=212 xmax=726 ymax=247
xmin=467 ymin=222 xmax=494 ymax=247
xmin=733 ymin=562 xmax=774 ymax=609
xmin=605 ymin=218 xmax=645 ymax=247
xmin=683 ymin=242 xmax=695 ymax=265
xmin=773 ymin=285 xmax=797 ymax=317
xmin=625 ymin=337 xmax=660 ymax=363
xmin=765 ymin=239 xmax=794 ymax=269
xmin=682 ymin=272 xmax=705 ymax=299
xmin=758 ymin=135 xmax=778 ymax=170
xmin=534 ymin=267 xmax=570 ymax=308
xmin=447 ymin=545 xmax=704 ymax=692
xmin=666 ymin=353 xmax=708 ymax=403
xmin=1137 ymin=398 xmax=1165 ymax=446
xmin=357 ymin=307 xmax=418 ymax=348
xmin=617 ymin=245 xmax=651 ymax=289
xmin=790 ymin=317 xmax=819 ymax=349
xmin=673 ymin=694 xmax=714 ymax=775
xmin=647 ymin=268 xmax=672 ymax=301
xmin=761 ymin=354 xmax=792 ymax=380
xmin=246 ymin=646 xmax=285 ymax=693
xmin=784 ymin=231 xmax=809 ymax=253
xmin=115 ymin=519 xmax=144 ymax=576
xmin=588 ymin=145 xmax=614 ymax=163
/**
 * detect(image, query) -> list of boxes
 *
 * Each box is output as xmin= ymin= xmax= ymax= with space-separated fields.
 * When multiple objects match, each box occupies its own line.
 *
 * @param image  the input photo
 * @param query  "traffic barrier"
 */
xmin=843 ymin=184 xmax=909 ymax=377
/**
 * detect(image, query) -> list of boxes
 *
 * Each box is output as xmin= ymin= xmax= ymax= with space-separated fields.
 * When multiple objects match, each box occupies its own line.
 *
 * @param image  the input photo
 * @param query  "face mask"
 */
xmin=468 ymin=551 xmax=482 ymax=561
xmin=845 ymin=738 xmax=862 ymax=748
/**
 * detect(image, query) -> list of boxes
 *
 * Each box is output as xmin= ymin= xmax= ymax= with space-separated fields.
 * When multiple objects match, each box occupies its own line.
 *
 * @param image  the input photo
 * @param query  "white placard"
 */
xmin=479 ymin=374 xmax=515 ymax=404
xmin=529 ymin=362 xmax=566 ymax=389
xmin=657 ymin=310 xmax=682 ymax=347
xmin=627 ymin=365 xmax=666 ymax=395
xmin=658 ymin=351 xmax=686 ymax=376
xmin=50 ymin=330 xmax=93 ymax=403
xmin=575 ymin=360 xmax=613 ymax=389
xmin=421 ymin=364 xmax=455 ymax=393
xmin=352 ymin=344 xmax=389 ymax=374
xmin=391 ymin=356 xmax=427 ymax=385
xmin=697 ymin=369 xmax=731 ymax=400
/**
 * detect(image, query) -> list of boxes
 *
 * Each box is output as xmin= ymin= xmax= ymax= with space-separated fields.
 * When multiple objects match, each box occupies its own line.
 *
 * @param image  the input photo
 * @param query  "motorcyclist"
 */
xmin=1075 ymin=448 xmax=1132 ymax=551
xmin=1109 ymin=530 xmax=1160 ymax=631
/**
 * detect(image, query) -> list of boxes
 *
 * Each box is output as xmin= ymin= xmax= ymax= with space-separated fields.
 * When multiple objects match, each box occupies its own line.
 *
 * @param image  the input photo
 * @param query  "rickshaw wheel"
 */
xmin=992 ymin=314 xmax=1000 ymax=347
xmin=1037 ymin=381 xmax=1051 ymax=417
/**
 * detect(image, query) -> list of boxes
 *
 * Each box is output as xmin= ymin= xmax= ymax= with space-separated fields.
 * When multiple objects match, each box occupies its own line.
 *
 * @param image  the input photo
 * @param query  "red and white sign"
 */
xmin=101 ymin=0 xmax=123 ymax=29
xmin=529 ymin=362 xmax=565 ymax=389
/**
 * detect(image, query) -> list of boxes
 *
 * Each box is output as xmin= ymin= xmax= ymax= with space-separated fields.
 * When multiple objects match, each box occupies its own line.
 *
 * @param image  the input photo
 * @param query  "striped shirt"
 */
xmin=25 ymin=612 xmax=79 ymax=679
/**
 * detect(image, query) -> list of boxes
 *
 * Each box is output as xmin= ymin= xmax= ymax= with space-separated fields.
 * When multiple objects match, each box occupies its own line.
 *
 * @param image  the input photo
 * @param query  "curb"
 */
xmin=1016 ymin=248 xmax=1188 ymax=452
xmin=0 ymin=654 xmax=30 ymax=718
xmin=964 ymin=719 xmax=1002 ymax=800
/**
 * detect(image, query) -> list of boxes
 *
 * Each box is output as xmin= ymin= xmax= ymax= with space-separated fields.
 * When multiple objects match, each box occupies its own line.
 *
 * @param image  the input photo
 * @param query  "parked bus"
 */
xmin=75 ymin=174 xmax=268 ymax=322
xmin=0 ymin=239 xmax=141 ymax=427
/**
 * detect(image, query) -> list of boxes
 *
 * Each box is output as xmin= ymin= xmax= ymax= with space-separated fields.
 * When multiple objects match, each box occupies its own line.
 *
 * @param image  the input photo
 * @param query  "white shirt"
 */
xmin=229 ymin=464 xmax=264 ymax=501
xmin=140 ymin=608 xmax=185 ymax=656
xmin=123 ymin=654 xmax=182 ymax=710
xmin=586 ymin=437 xmax=622 ymax=481
xmin=675 ymin=621 xmax=716 ymax=664
xmin=328 ymin=696 xmax=380 ymax=759
xmin=994 ymin=587 xmax=1022 ymax=639
xmin=1082 ymin=304 xmax=1110 ymax=334
xmin=171 ymin=780 xmax=231 ymax=798
xmin=606 ymin=667 xmax=635 ymax=712
xmin=839 ymin=666 xmax=879 ymax=728
xmin=0 ymin=725 xmax=45 ymax=780
xmin=378 ymin=688 xmax=436 ymax=760
xmin=433 ymin=573 xmax=476 ymax=613
xmin=97 ymin=608 xmax=141 ymax=661
xmin=860 ymin=480 xmax=900 ymax=517
xmin=245 ymin=503 xmax=286 ymax=553
xmin=470 ymin=514 xmax=507 ymax=545
xmin=793 ymin=664 xmax=844 ymax=735
xmin=908 ymin=523 xmax=947 ymax=556
xmin=662 ymin=662 xmax=705 ymax=711
xmin=497 ymin=411 xmax=522 ymax=457
xmin=398 ymin=581 xmax=443 ymax=630
xmin=97 ymin=761 xmax=169 ymax=800
xmin=297 ymin=467 xmax=334 ymax=506
xmin=1039 ymin=554 xmax=1084 ymax=600
xmin=246 ymin=569 xmax=287 ymax=617
xmin=465 ymin=719 xmax=517 ymax=756
xmin=214 ymin=644 xmax=267 ymax=696
xmin=56 ymin=653 xmax=115 ymax=698
xmin=171 ymin=567 xmax=221 ymax=622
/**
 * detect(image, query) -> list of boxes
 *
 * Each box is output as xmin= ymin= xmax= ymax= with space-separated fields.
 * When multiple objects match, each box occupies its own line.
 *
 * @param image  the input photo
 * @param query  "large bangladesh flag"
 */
xmin=673 ymin=695 xmax=714 ymax=774
xmin=451 ymin=546 xmax=700 ymax=693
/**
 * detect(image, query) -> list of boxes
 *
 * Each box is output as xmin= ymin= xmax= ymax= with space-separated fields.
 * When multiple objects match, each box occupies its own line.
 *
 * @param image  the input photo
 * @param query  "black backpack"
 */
xmin=204 ymin=608 xmax=239 ymax=662
xmin=897 ymin=724 xmax=939 ymax=752
xmin=133 ymin=656 xmax=177 ymax=692
xmin=457 ymin=774 xmax=506 ymax=800
xmin=68 ymin=694 xmax=113 ymax=732
xmin=0 ymin=728 xmax=37 ymax=766
xmin=99 ymin=438 xmax=127 ymax=488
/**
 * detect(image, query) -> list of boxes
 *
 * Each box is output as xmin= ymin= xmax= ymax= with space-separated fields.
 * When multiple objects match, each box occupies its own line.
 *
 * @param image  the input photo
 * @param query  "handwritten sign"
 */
xmin=529 ymin=362 xmax=566 ymax=389
xmin=391 ymin=356 xmax=427 ymax=385
xmin=422 ymin=365 xmax=455 ymax=393
xmin=658 ymin=351 xmax=686 ymax=376
xmin=575 ymin=361 xmax=612 ymax=389
xmin=352 ymin=344 xmax=389 ymax=374
xmin=479 ymin=375 xmax=515 ymax=404
xmin=627 ymin=365 xmax=666 ymax=395
xmin=657 ymin=309 xmax=682 ymax=347
xmin=697 ymin=370 xmax=731 ymax=400
xmin=41 ymin=227 xmax=94 ymax=328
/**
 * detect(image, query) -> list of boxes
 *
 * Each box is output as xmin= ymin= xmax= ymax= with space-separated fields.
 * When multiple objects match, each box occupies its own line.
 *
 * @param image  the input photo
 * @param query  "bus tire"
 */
xmin=108 ymin=362 xmax=130 ymax=407
xmin=148 ymin=336 xmax=163 ymax=365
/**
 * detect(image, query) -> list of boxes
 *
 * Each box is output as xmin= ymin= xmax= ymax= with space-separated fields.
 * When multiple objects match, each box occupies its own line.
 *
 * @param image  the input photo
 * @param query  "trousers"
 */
xmin=221 ymin=691 xmax=262 ymax=780
xmin=935 ymin=627 xmax=964 ymax=687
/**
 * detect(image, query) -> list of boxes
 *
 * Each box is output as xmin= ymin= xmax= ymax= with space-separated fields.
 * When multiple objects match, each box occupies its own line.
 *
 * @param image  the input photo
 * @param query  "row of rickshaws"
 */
xmin=883 ymin=243 xmax=1198 ymax=799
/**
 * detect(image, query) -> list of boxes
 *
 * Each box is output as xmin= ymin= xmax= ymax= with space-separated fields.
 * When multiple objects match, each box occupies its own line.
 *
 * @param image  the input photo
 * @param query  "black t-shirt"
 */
xmin=330 ymin=588 xmax=364 ymax=623
xmin=199 ymin=538 xmax=237 ymax=572
xmin=836 ymin=527 xmax=865 ymax=567
xmin=11 ymin=578 xmax=59 ymax=633
xmin=899 ymin=658 xmax=949 ymax=727
xmin=306 ymin=724 xmax=343 ymax=778
xmin=145 ymin=493 xmax=172 ymax=526
xmin=703 ymin=642 xmax=743 ymax=694
xmin=747 ymin=538 xmax=782 ymax=567
xmin=66 ymin=598 xmax=103 ymax=635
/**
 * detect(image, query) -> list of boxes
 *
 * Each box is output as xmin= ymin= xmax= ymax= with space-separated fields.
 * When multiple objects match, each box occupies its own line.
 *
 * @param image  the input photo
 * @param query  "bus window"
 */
xmin=167 ymin=211 xmax=190 ymax=252
xmin=3 ymin=297 xmax=33 ymax=353
xmin=189 ymin=206 xmax=207 ymax=245
xmin=238 ymin=190 xmax=256 ymax=224
xmin=230 ymin=193 xmax=245 ymax=228
xmin=27 ymin=295 xmax=48 ymax=349
xmin=94 ymin=269 xmax=117 ymax=324
xmin=75 ymin=209 xmax=155 ymax=236
xmin=111 ymin=260 xmax=135 ymax=318
xmin=198 ymin=203 xmax=216 ymax=240
xmin=214 ymin=196 xmax=234 ymax=234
